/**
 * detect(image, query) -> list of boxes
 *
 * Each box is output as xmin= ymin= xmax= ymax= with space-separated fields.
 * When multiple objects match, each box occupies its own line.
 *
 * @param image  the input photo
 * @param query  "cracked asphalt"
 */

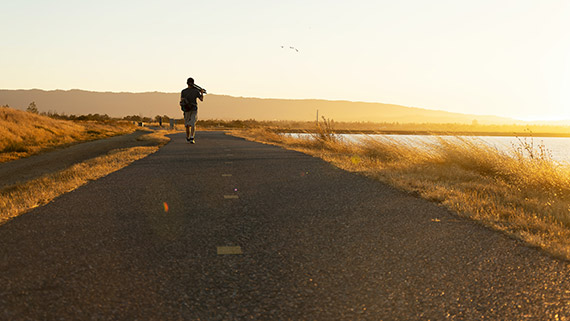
xmin=1 ymin=131 xmax=569 ymax=320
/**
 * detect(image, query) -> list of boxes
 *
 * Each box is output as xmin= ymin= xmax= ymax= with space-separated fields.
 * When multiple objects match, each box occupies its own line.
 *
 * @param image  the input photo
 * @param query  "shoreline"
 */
xmin=271 ymin=129 xmax=570 ymax=138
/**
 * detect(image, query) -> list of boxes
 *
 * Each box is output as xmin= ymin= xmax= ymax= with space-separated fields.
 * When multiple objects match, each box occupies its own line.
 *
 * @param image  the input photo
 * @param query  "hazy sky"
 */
xmin=1 ymin=0 xmax=569 ymax=121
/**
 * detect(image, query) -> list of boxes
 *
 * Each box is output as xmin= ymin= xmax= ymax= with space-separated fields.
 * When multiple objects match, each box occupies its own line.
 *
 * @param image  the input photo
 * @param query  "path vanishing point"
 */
xmin=1 ymin=131 xmax=570 ymax=320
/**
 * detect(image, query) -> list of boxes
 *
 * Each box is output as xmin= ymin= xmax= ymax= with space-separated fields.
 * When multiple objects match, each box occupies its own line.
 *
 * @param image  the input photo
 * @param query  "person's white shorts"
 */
xmin=184 ymin=110 xmax=197 ymax=127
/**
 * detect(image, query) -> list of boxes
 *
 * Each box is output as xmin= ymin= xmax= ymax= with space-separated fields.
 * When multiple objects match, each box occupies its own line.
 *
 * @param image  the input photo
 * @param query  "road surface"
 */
xmin=1 ymin=131 xmax=569 ymax=320
xmin=0 ymin=130 xmax=155 ymax=189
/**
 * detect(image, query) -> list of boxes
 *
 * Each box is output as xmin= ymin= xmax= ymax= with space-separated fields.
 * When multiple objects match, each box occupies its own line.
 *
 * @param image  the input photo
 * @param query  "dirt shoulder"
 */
xmin=0 ymin=130 xmax=160 ymax=189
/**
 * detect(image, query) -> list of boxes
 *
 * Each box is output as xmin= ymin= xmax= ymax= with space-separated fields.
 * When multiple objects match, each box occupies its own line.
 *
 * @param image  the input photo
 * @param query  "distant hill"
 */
xmin=0 ymin=89 xmax=525 ymax=124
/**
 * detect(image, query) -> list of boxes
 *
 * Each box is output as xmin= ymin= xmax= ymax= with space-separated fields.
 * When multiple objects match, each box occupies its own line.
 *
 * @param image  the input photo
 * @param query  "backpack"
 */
xmin=180 ymin=98 xmax=190 ymax=112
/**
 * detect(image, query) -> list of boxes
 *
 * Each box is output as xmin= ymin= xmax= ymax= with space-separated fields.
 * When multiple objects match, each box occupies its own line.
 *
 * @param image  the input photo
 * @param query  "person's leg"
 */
xmin=190 ymin=111 xmax=197 ymax=140
xmin=184 ymin=112 xmax=191 ymax=141
xmin=185 ymin=125 xmax=190 ymax=139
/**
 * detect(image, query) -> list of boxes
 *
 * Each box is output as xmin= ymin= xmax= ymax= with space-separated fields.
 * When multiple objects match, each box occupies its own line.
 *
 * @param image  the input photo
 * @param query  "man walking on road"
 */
xmin=180 ymin=77 xmax=204 ymax=143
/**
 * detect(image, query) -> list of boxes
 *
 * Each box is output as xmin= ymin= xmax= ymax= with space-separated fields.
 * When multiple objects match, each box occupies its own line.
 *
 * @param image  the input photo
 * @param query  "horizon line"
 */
xmin=2 ymin=87 xmax=569 ymax=123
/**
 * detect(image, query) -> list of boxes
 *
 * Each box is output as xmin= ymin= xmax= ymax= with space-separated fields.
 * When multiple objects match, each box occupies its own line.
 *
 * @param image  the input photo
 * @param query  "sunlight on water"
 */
xmin=289 ymin=133 xmax=570 ymax=163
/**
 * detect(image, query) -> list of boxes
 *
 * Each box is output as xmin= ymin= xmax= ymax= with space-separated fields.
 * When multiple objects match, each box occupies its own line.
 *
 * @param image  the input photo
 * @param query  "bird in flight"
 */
xmin=281 ymin=45 xmax=299 ymax=53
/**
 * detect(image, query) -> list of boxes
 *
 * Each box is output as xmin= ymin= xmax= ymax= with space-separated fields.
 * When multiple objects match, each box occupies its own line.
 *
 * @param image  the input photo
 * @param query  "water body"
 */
xmin=288 ymin=133 xmax=570 ymax=163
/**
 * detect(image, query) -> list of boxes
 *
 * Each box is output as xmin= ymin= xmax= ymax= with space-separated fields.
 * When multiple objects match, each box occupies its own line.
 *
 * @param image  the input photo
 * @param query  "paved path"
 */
xmin=1 ymin=131 xmax=569 ymax=320
xmin=0 ymin=130 xmax=154 ymax=189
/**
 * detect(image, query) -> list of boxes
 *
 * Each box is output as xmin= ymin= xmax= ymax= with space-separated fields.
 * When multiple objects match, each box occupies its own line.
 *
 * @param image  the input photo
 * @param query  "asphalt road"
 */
xmin=0 ymin=130 xmax=155 ymax=189
xmin=1 ymin=131 xmax=569 ymax=320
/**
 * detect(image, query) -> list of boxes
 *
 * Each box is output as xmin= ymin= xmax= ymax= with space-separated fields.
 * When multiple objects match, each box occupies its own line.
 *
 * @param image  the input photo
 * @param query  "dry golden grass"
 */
xmin=136 ymin=129 xmax=174 ymax=145
xmin=0 ymin=106 xmax=135 ymax=162
xmin=0 ymin=145 xmax=162 ymax=225
xmin=232 ymin=127 xmax=570 ymax=260
xmin=0 ymin=127 xmax=172 ymax=225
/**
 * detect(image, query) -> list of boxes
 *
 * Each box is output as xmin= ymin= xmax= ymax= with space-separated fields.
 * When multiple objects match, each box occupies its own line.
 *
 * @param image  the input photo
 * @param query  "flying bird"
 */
xmin=281 ymin=45 xmax=299 ymax=53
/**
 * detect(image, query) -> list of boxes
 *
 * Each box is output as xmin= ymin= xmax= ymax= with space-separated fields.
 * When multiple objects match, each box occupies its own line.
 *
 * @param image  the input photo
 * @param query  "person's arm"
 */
xmin=198 ymin=91 xmax=204 ymax=102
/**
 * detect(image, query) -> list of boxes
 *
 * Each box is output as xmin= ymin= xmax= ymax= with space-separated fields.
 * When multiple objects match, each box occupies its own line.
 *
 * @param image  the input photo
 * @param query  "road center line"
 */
xmin=224 ymin=195 xmax=239 ymax=199
xmin=217 ymin=246 xmax=243 ymax=255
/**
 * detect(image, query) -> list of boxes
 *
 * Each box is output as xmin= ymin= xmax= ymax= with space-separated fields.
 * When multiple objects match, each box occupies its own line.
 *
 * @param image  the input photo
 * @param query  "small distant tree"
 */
xmin=162 ymin=115 xmax=171 ymax=126
xmin=123 ymin=115 xmax=142 ymax=122
xmin=27 ymin=102 xmax=39 ymax=114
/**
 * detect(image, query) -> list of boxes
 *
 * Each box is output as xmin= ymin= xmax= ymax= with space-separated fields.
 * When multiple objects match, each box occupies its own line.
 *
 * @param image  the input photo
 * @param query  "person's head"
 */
xmin=187 ymin=78 xmax=194 ymax=86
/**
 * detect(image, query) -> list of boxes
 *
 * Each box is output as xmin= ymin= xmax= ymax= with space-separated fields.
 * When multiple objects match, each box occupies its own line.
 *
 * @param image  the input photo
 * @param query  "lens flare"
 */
xmin=163 ymin=202 xmax=169 ymax=212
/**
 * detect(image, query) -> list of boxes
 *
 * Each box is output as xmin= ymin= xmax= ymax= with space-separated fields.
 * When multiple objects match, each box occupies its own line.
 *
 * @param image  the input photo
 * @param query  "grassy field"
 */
xmin=0 ymin=106 xmax=136 ymax=162
xmin=232 ymin=125 xmax=570 ymax=260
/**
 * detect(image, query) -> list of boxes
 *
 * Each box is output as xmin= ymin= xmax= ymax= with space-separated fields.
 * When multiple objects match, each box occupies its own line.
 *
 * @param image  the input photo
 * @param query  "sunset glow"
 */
xmin=1 ymin=0 xmax=569 ymax=121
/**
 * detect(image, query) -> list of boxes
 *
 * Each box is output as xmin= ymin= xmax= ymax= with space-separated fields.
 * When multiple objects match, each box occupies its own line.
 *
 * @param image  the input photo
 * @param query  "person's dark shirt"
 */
xmin=181 ymin=87 xmax=203 ymax=112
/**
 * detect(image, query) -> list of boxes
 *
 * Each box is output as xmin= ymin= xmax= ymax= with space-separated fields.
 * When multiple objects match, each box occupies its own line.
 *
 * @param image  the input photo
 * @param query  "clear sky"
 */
xmin=1 ymin=0 xmax=569 ymax=121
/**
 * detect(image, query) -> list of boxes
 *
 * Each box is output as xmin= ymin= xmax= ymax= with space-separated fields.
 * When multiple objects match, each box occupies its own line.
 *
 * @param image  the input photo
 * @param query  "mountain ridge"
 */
xmin=0 ymin=88 xmax=558 ymax=125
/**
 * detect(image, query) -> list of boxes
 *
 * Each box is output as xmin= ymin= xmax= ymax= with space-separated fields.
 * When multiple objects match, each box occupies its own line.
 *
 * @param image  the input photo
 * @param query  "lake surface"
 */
xmin=288 ymin=133 xmax=570 ymax=163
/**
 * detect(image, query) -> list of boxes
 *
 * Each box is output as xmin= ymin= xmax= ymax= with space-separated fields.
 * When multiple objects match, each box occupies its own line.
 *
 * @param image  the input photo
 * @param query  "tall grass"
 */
xmin=233 ymin=128 xmax=570 ymax=260
xmin=0 ymin=106 xmax=135 ymax=162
